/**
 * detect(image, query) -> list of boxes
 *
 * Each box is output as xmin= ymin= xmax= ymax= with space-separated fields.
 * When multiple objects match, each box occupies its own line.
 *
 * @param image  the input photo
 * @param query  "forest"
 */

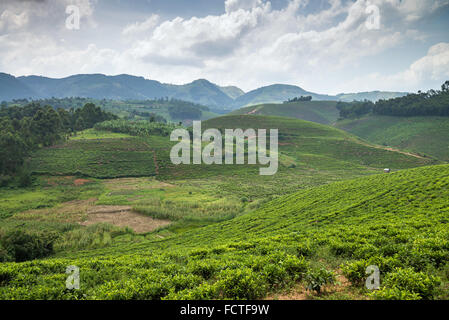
xmin=0 ymin=102 xmax=116 ymax=185
xmin=337 ymin=80 xmax=449 ymax=119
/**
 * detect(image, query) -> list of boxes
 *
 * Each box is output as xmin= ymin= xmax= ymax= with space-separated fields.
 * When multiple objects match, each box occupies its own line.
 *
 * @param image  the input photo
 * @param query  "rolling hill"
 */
xmin=336 ymin=115 xmax=449 ymax=162
xmin=336 ymin=91 xmax=408 ymax=102
xmin=231 ymin=84 xmax=336 ymax=108
xmin=1 ymin=162 xmax=448 ymax=300
xmin=0 ymin=73 xmax=39 ymax=101
xmin=230 ymin=101 xmax=340 ymax=125
xmin=1 ymin=73 xmax=411 ymax=110
xmin=26 ymin=115 xmax=436 ymax=200
xmin=218 ymin=85 xmax=245 ymax=99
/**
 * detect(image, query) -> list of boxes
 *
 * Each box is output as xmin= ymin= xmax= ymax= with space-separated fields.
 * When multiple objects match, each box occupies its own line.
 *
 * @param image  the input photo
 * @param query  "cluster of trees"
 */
xmin=336 ymin=100 xmax=374 ymax=119
xmin=94 ymin=119 xmax=179 ymax=137
xmin=127 ymin=110 xmax=167 ymax=122
xmin=284 ymin=96 xmax=313 ymax=103
xmin=338 ymin=81 xmax=449 ymax=119
xmin=0 ymin=102 xmax=116 ymax=182
xmin=168 ymin=105 xmax=203 ymax=120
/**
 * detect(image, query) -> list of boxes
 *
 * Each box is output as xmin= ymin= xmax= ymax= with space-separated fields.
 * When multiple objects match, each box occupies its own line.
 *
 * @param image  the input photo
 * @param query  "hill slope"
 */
xmin=232 ymin=84 xmax=335 ymax=108
xmin=336 ymin=91 xmax=408 ymax=102
xmin=1 ymin=164 xmax=448 ymax=300
xmin=336 ymin=115 xmax=449 ymax=162
xmin=1 ymin=73 xmax=411 ymax=109
xmin=231 ymin=101 xmax=340 ymax=124
xmin=0 ymin=73 xmax=39 ymax=101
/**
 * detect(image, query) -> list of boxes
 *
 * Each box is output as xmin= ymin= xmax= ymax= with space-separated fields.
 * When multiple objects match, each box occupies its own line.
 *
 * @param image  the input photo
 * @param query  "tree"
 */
xmin=0 ymin=132 xmax=27 ymax=175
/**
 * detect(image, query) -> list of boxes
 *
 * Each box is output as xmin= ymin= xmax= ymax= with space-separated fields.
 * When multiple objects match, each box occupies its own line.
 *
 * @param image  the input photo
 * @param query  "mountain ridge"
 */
xmin=1 ymin=72 xmax=409 ymax=109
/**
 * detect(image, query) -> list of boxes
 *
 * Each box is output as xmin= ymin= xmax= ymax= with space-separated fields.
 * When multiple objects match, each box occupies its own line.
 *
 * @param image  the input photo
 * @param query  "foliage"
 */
xmin=284 ymin=96 xmax=313 ymax=103
xmin=0 ymin=230 xmax=58 ymax=262
xmin=94 ymin=119 xmax=179 ymax=137
xmin=0 ymin=102 xmax=116 ymax=179
xmin=305 ymin=268 xmax=336 ymax=293
xmin=337 ymin=81 xmax=449 ymax=118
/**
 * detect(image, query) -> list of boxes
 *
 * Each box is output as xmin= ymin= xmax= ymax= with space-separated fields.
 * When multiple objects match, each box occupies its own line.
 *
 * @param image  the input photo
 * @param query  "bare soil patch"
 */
xmin=16 ymin=199 xmax=170 ymax=234
xmin=74 ymin=179 xmax=91 ymax=186
xmin=80 ymin=205 xmax=171 ymax=233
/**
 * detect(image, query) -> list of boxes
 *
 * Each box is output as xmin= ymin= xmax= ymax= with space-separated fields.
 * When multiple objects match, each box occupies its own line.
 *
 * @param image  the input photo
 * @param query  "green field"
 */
xmin=231 ymin=101 xmax=340 ymax=125
xmin=335 ymin=115 xmax=449 ymax=162
xmin=29 ymin=134 xmax=160 ymax=179
xmin=1 ymin=164 xmax=448 ymax=300
xmin=0 ymin=114 xmax=446 ymax=300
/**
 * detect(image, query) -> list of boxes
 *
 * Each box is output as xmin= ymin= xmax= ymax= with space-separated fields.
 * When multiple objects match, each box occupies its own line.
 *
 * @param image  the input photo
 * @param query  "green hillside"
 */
xmin=1 ymin=115 xmax=444 ymax=301
xmin=231 ymin=101 xmax=340 ymax=124
xmin=336 ymin=115 xmax=449 ymax=162
xmin=1 ymin=164 xmax=448 ymax=300
xmin=231 ymin=84 xmax=335 ymax=109
xmin=336 ymin=91 xmax=408 ymax=102
xmin=27 ymin=116 xmax=436 ymax=195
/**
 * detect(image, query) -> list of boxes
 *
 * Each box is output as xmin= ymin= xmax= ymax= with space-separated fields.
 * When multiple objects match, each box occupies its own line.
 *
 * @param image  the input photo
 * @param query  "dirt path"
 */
xmin=247 ymin=106 xmax=262 ymax=115
xmin=354 ymin=138 xmax=428 ymax=160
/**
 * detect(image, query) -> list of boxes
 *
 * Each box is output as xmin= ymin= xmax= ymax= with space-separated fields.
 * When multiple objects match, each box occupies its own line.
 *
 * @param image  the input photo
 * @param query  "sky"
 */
xmin=0 ymin=0 xmax=449 ymax=94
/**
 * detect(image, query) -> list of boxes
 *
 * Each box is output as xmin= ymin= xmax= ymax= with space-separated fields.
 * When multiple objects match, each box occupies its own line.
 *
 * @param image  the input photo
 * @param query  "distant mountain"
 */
xmin=231 ymin=101 xmax=340 ymax=125
xmin=232 ymin=84 xmax=335 ymax=109
xmin=18 ymin=74 xmax=165 ymax=101
xmin=0 ymin=73 xmax=39 ymax=102
xmin=219 ymin=86 xmax=245 ymax=99
xmin=336 ymin=91 xmax=408 ymax=102
xmin=166 ymin=79 xmax=235 ymax=109
xmin=0 ymin=72 xmax=410 ymax=109
xmin=8 ymin=74 xmax=233 ymax=108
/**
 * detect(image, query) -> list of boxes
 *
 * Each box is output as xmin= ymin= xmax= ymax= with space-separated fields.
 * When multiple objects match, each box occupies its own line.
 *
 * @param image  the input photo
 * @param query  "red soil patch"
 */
xmin=74 ymin=179 xmax=91 ymax=186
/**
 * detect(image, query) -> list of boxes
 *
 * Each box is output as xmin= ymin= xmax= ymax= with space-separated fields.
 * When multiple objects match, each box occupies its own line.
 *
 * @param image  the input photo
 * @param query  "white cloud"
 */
xmin=405 ymin=42 xmax=449 ymax=82
xmin=0 ymin=10 xmax=28 ymax=33
xmin=338 ymin=42 xmax=449 ymax=92
xmin=0 ymin=0 xmax=448 ymax=93
xmin=122 ymin=14 xmax=160 ymax=36
xmin=225 ymin=0 xmax=263 ymax=13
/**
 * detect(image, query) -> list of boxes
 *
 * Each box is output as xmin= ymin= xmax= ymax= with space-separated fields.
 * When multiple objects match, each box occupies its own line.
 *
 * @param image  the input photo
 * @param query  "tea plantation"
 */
xmin=1 ymin=164 xmax=448 ymax=300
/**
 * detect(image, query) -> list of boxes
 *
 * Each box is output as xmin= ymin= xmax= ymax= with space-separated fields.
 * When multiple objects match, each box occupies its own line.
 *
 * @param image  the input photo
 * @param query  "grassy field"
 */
xmin=29 ymin=131 xmax=160 ymax=179
xmin=0 ymin=115 xmax=445 ymax=300
xmin=335 ymin=115 xmax=449 ymax=162
xmin=1 ymin=164 xmax=448 ymax=300
xmin=231 ymin=101 xmax=340 ymax=125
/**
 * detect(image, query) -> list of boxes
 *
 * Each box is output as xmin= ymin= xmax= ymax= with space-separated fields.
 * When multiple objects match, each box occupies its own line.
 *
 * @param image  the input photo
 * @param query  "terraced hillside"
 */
xmin=231 ymin=101 xmax=340 ymax=125
xmin=27 ymin=116 xmax=437 ymax=200
xmin=336 ymin=115 xmax=449 ymax=162
xmin=1 ymin=164 xmax=448 ymax=300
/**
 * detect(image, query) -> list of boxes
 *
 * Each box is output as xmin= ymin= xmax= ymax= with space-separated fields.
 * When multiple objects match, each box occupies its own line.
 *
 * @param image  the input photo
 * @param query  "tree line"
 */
xmin=284 ymin=96 xmax=313 ymax=103
xmin=337 ymin=81 xmax=449 ymax=119
xmin=0 ymin=102 xmax=116 ymax=184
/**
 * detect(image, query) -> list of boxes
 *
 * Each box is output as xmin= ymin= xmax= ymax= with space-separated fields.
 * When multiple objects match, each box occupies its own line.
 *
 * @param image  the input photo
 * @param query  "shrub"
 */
xmin=216 ymin=268 xmax=267 ymax=299
xmin=188 ymin=260 xmax=219 ymax=280
xmin=341 ymin=260 xmax=369 ymax=285
xmin=0 ymin=243 xmax=13 ymax=262
xmin=0 ymin=230 xmax=57 ymax=262
xmin=262 ymin=263 xmax=288 ymax=287
xmin=283 ymin=255 xmax=308 ymax=280
xmin=305 ymin=268 xmax=336 ymax=294
xmin=381 ymin=268 xmax=441 ymax=300
xmin=370 ymin=287 xmax=421 ymax=300
xmin=296 ymin=243 xmax=315 ymax=257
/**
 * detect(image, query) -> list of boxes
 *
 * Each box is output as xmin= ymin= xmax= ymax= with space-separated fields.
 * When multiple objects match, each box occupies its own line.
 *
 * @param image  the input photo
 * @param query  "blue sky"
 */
xmin=0 ymin=0 xmax=448 ymax=94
